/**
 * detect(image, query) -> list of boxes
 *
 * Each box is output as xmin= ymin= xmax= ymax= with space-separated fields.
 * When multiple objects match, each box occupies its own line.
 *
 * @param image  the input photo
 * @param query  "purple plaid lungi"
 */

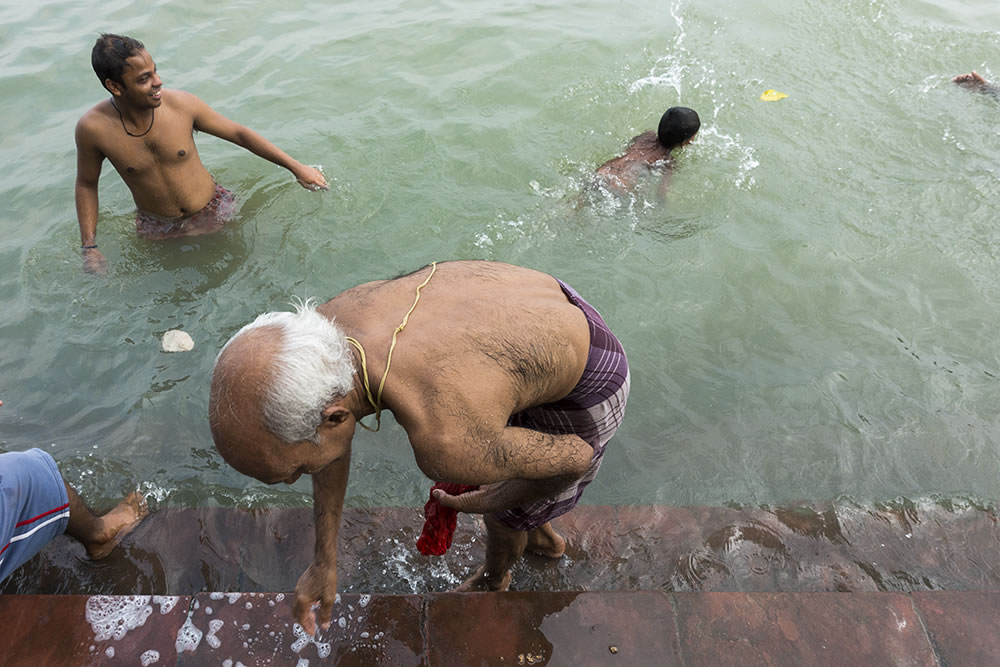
xmin=494 ymin=279 xmax=630 ymax=531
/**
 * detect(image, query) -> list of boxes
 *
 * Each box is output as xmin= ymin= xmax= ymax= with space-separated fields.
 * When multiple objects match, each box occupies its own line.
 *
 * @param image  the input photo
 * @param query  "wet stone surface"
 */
xmin=175 ymin=592 xmax=424 ymax=666
xmin=0 ymin=594 xmax=190 ymax=666
xmin=6 ymin=504 xmax=1000 ymax=596
xmin=674 ymin=592 xmax=938 ymax=667
xmin=8 ymin=502 xmax=1000 ymax=597
xmin=912 ymin=591 xmax=1000 ymax=666
xmin=426 ymin=591 xmax=680 ymax=666
xmin=3 ymin=591 xmax=1000 ymax=664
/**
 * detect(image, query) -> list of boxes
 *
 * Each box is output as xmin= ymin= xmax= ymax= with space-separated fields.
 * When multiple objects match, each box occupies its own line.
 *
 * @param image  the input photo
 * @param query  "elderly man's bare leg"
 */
xmin=64 ymin=484 xmax=149 ymax=560
xmin=526 ymin=522 xmax=566 ymax=559
xmin=455 ymin=514 xmax=528 ymax=591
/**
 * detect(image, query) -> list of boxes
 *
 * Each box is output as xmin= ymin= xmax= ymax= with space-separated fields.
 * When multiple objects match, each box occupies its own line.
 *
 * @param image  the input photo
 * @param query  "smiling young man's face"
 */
xmin=113 ymin=49 xmax=162 ymax=108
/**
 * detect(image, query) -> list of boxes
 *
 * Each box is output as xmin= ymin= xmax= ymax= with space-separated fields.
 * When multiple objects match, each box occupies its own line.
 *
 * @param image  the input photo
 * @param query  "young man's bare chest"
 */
xmin=101 ymin=110 xmax=199 ymax=179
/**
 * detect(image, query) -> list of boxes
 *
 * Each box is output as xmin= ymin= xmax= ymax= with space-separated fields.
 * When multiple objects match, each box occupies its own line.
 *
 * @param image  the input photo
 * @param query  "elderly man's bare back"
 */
xmin=320 ymin=261 xmax=592 ymax=470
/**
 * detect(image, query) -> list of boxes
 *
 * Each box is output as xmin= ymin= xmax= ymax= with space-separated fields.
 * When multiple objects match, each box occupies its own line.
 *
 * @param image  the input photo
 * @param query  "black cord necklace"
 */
xmin=109 ymin=98 xmax=154 ymax=138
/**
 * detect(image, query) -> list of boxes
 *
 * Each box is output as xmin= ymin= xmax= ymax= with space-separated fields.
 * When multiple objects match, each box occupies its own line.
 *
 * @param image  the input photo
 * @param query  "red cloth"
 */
xmin=416 ymin=482 xmax=479 ymax=556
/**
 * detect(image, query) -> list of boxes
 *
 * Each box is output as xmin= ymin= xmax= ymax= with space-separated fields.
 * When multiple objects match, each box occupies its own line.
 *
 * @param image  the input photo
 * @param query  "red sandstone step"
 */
xmin=3 ymin=503 xmax=998 ymax=596
xmin=2 ymin=591 xmax=998 ymax=665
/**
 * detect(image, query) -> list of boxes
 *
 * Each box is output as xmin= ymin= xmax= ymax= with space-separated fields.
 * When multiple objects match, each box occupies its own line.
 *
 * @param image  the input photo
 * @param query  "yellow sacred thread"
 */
xmin=346 ymin=261 xmax=438 ymax=432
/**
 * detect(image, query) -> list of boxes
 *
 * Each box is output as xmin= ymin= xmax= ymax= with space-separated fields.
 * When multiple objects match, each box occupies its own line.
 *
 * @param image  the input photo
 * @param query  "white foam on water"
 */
xmin=275 ymin=593 xmax=286 ymax=603
xmin=139 ymin=481 xmax=173 ymax=504
xmin=226 ymin=593 xmax=242 ymax=604
xmin=85 ymin=595 xmax=153 ymax=642
xmin=209 ymin=592 xmax=225 ymax=601
xmin=359 ymin=594 xmax=371 ymax=608
xmin=140 ymin=649 xmax=159 ymax=665
xmin=151 ymin=596 xmax=179 ymax=614
xmin=291 ymin=623 xmax=331 ymax=658
xmin=105 ymin=647 xmax=114 ymax=658
xmin=175 ymin=612 xmax=203 ymax=654
xmin=206 ymin=619 xmax=225 ymax=649
xmin=297 ymin=660 xmax=310 ymax=667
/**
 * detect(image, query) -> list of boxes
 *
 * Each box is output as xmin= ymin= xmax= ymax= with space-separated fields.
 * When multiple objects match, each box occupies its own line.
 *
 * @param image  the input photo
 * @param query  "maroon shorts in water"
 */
xmin=493 ymin=278 xmax=630 ymax=532
xmin=135 ymin=183 xmax=237 ymax=239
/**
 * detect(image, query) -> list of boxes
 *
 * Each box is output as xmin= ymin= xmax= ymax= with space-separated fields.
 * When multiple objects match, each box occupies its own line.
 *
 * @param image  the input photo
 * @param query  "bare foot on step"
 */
xmin=85 ymin=492 xmax=149 ymax=560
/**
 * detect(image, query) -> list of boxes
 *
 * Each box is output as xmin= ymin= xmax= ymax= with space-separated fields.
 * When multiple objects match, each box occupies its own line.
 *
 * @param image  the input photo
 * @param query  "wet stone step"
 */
xmin=3 ymin=503 xmax=1000 ymax=596
xmin=3 ymin=591 xmax=1000 ymax=665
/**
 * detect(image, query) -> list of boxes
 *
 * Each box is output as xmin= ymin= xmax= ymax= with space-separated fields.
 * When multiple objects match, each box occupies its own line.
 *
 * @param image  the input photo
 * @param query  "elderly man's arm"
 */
xmin=417 ymin=424 xmax=593 ymax=486
xmin=433 ymin=475 xmax=577 ymax=514
xmin=293 ymin=451 xmax=350 ymax=637
xmin=414 ymin=424 xmax=594 ymax=514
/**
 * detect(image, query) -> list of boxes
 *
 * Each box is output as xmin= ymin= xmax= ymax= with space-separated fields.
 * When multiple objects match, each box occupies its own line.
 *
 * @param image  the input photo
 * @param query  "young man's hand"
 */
xmin=82 ymin=247 xmax=108 ymax=275
xmin=295 ymin=165 xmax=329 ymax=191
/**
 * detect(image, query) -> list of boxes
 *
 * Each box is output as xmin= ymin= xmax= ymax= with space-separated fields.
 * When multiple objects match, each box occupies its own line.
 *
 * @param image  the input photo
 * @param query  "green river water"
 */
xmin=2 ymin=0 xmax=1000 ymax=521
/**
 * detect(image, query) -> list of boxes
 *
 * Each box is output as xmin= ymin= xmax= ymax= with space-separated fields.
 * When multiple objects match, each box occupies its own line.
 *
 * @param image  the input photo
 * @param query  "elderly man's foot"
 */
xmin=454 ymin=566 xmax=512 ymax=592
xmin=85 ymin=492 xmax=149 ymax=560
xmin=953 ymin=71 xmax=987 ymax=87
xmin=526 ymin=523 xmax=566 ymax=559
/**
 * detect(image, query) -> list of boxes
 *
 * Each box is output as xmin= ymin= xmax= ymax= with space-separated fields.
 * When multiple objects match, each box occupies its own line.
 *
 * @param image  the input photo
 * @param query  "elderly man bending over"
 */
xmin=209 ymin=260 xmax=629 ymax=635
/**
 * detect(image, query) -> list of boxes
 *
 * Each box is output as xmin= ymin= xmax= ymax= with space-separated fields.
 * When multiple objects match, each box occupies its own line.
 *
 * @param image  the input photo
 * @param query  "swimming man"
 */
xmin=595 ymin=106 xmax=700 ymax=197
xmin=953 ymin=71 xmax=1000 ymax=98
xmin=209 ymin=260 xmax=629 ymax=635
xmin=75 ymin=34 xmax=328 ymax=273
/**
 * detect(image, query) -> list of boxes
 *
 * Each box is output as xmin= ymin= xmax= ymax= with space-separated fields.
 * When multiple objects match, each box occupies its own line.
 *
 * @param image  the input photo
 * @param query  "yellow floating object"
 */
xmin=760 ymin=89 xmax=788 ymax=101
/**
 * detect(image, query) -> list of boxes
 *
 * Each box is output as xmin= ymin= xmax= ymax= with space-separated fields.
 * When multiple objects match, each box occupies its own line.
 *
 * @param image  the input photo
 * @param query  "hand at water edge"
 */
xmin=293 ymin=560 xmax=337 ymax=637
xmin=294 ymin=164 xmax=329 ymax=191
xmin=82 ymin=247 xmax=108 ymax=275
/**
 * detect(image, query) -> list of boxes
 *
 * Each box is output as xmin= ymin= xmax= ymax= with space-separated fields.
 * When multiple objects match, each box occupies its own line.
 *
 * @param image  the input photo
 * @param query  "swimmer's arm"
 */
xmin=74 ymin=119 xmax=108 ymax=274
xmin=182 ymin=91 xmax=328 ymax=190
xmin=656 ymin=165 xmax=673 ymax=203
xmin=953 ymin=71 xmax=1000 ymax=98
xmin=293 ymin=451 xmax=350 ymax=637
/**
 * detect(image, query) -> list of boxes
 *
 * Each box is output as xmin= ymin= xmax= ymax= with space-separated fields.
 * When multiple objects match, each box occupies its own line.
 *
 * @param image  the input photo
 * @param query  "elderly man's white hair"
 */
xmin=219 ymin=298 xmax=355 ymax=444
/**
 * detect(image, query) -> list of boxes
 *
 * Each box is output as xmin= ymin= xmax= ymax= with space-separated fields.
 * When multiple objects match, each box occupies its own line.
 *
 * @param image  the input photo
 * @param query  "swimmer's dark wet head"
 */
xmin=658 ymin=106 xmax=700 ymax=149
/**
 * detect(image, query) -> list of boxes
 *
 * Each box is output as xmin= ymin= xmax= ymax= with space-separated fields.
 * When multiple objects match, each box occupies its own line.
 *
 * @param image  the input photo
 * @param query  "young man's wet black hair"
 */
xmin=91 ymin=33 xmax=146 ymax=90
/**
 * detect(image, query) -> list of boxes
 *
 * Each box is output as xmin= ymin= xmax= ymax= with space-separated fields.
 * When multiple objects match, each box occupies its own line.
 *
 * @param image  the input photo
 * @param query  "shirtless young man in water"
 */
xmin=75 ymin=34 xmax=328 ymax=273
xmin=595 ymin=106 xmax=700 ymax=198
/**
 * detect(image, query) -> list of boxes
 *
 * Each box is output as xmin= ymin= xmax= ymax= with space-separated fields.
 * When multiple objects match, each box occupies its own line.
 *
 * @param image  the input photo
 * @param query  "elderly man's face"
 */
xmin=213 ymin=415 xmax=354 ymax=486
xmin=208 ymin=324 xmax=355 ymax=485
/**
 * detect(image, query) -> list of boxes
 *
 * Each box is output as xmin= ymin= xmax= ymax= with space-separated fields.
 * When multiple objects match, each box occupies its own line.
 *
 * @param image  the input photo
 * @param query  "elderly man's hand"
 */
xmin=293 ymin=560 xmax=338 ymax=637
xmin=433 ymin=476 xmax=575 ymax=515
